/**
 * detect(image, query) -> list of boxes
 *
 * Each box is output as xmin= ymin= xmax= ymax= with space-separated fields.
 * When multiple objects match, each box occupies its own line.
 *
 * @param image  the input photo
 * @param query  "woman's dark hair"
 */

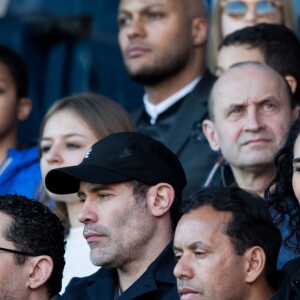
xmin=265 ymin=117 xmax=300 ymax=253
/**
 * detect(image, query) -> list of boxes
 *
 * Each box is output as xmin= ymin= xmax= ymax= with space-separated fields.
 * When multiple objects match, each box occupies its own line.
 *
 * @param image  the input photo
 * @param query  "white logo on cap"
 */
xmin=85 ymin=147 xmax=92 ymax=159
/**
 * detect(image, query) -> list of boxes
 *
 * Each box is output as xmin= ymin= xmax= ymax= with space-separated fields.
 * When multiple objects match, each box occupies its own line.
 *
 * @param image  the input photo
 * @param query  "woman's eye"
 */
xmin=40 ymin=145 xmax=51 ymax=153
xmin=67 ymin=143 xmax=80 ymax=149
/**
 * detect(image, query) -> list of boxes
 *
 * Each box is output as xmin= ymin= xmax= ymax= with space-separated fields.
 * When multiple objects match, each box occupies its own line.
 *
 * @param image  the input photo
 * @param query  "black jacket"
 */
xmin=61 ymin=243 xmax=179 ymax=300
xmin=271 ymin=257 xmax=300 ymax=300
xmin=133 ymin=70 xmax=218 ymax=198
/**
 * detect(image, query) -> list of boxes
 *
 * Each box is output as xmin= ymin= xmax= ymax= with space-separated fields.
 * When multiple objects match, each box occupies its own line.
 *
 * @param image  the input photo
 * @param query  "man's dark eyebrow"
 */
xmin=78 ymin=184 xmax=110 ymax=197
xmin=173 ymin=241 xmax=203 ymax=252
xmin=226 ymin=103 xmax=244 ymax=111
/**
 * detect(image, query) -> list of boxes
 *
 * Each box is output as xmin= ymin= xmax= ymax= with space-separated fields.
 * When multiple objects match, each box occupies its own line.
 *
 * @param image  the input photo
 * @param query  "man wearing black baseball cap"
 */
xmin=45 ymin=132 xmax=186 ymax=300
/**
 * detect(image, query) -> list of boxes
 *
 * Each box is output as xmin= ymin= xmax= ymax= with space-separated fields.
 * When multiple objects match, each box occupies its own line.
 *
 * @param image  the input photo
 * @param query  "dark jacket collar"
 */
xmin=85 ymin=242 xmax=176 ymax=300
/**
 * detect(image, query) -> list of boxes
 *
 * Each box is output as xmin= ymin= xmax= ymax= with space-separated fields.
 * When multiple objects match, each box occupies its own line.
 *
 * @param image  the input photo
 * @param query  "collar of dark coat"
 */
xmin=85 ymin=242 xmax=176 ymax=299
xmin=220 ymin=161 xmax=237 ymax=187
xmin=132 ymin=69 xmax=216 ymax=155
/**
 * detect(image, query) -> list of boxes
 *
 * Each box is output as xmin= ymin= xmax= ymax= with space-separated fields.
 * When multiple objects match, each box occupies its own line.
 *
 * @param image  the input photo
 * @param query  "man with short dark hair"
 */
xmin=117 ymin=0 xmax=217 ymax=196
xmin=215 ymin=23 xmax=300 ymax=104
xmin=45 ymin=132 xmax=187 ymax=299
xmin=0 ymin=194 xmax=65 ymax=299
xmin=174 ymin=186 xmax=282 ymax=300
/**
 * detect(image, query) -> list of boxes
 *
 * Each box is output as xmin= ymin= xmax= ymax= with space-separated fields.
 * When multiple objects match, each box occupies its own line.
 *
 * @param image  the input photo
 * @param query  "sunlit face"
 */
xmin=292 ymin=135 xmax=300 ymax=203
xmin=174 ymin=206 xmax=247 ymax=300
xmin=118 ymin=0 xmax=201 ymax=85
xmin=221 ymin=0 xmax=283 ymax=38
xmin=40 ymin=109 xmax=99 ymax=201
xmin=204 ymin=65 xmax=298 ymax=173
xmin=0 ymin=213 xmax=30 ymax=299
xmin=0 ymin=61 xmax=20 ymax=141
xmin=78 ymin=182 xmax=156 ymax=269
xmin=216 ymin=44 xmax=265 ymax=76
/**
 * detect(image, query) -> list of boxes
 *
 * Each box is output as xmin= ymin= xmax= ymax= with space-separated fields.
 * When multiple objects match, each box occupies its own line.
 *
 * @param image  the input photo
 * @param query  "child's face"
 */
xmin=0 ymin=61 xmax=19 ymax=141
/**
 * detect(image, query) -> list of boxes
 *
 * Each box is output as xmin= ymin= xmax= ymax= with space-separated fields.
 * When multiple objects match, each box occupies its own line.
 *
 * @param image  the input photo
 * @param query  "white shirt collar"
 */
xmin=143 ymin=76 xmax=201 ymax=124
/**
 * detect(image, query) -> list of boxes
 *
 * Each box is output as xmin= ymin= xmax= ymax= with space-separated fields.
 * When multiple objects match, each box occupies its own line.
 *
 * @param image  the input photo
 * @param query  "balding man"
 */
xmin=202 ymin=62 xmax=300 ymax=268
xmin=118 ymin=0 xmax=218 ymax=197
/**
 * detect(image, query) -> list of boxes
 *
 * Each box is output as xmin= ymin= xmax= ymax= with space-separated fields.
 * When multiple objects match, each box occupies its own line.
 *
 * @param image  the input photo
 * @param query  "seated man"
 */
xmin=45 ymin=132 xmax=187 ymax=299
xmin=202 ymin=62 xmax=299 ymax=268
xmin=174 ymin=186 xmax=282 ymax=300
xmin=0 ymin=194 xmax=65 ymax=299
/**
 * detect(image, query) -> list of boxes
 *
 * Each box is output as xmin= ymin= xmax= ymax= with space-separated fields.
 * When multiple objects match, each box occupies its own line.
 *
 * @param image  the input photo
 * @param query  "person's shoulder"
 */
xmin=131 ymin=105 xmax=145 ymax=123
xmin=186 ymin=69 xmax=216 ymax=106
xmin=283 ymin=256 xmax=300 ymax=279
xmin=195 ymin=69 xmax=217 ymax=91
xmin=61 ymin=268 xmax=105 ymax=299
xmin=271 ymin=258 xmax=300 ymax=300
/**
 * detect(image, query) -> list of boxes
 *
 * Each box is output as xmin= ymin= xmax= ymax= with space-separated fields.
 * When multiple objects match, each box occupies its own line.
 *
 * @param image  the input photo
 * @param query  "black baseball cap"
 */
xmin=45 ymin=132 xmax=186 ymax=197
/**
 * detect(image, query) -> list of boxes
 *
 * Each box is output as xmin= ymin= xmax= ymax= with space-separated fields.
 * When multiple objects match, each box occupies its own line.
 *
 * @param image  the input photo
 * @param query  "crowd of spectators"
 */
xmin=0 ymin=0 xmax=300 ymax=299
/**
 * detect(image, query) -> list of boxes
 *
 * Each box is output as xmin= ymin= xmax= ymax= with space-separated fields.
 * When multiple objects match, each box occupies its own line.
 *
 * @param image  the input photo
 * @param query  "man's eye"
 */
xmin=79 ymin=198 xmax=86 ymax=203
xmin=174 ymin=253 xmax=182 ymax=261
xmin=118 ymin=16 xmax=130 ymax=27
xmin=97 ymin=193 xmax=112 ymax=200
xmin=263 ymin=102 xmax=275 ymax=110
xmin=231 ymin=107 xmax=242 ymax=114
xmin=195 ymin=250 xmax=206 ymax=257
xmin=147 ymin=12 xmax=164 ymax=20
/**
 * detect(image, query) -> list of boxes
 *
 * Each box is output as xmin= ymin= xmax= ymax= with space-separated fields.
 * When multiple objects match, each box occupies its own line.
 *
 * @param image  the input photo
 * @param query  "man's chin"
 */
xmin=129 ymin=71 xmax=164 ymax=86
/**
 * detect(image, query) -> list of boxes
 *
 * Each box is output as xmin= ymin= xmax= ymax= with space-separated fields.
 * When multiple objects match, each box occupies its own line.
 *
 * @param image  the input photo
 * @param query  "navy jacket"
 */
xmin=133 ymin=70 xmax=218 ymax=198
xmin=61 ymin=243 xmax=179 ymax=300
xmin=271 ymin=257 xmax=300 ymax=299
xmin=202 ymin=156 xmax=300 ymax=269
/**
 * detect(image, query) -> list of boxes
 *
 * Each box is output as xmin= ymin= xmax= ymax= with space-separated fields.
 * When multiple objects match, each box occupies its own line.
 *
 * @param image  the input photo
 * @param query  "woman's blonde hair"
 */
xmin=38 ymin=92 xmax=135 ymax=233
xmin=207 ymin=0 xmax=298 ymax=73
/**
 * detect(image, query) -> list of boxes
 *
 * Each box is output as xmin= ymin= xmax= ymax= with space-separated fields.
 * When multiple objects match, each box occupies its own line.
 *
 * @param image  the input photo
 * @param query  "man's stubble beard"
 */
xmin=126 ymin=47 xmax=191 ymax=86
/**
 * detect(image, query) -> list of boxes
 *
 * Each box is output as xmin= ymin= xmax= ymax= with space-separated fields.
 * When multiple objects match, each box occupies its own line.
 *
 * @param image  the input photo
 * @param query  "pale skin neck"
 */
xmin=66 ymin=201 xmax=84 ymax=228
xmin=145 ymin=52 xmax=206 ymax=105
xmin=117 ymin=219 xmax=173 ymax=292
xmin=0 ymin=128 xmax=18 ymax=163
xmin=231 ymin=165 xmax=275 ymax=198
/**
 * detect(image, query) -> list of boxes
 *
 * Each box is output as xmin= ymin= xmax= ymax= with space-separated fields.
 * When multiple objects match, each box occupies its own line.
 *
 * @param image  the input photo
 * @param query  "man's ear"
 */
xmin=147 ymin=183 xmax=175 ymax=217
xmin=244 ymin=246 xmax=266 ymax=284
xmin=17 ymin=97 xmax=32 ymax=121
xmin=26 ymin=256 xmax=53 ymax=290
xmin=285 ymin=75 xmax=297 ymax=94
xmin=192 ymin=17 xmax=208 ymax=47
xmin=202 ymin=119 xmax=220 ymax=151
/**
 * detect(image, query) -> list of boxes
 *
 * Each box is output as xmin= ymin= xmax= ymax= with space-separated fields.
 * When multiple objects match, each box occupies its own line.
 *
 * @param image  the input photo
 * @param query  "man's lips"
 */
xmin=126 ymin=45 xmax=151 ymax=58
xmin=83 ymin=232 xmax=106 ymax=244
xmin=241 ymin=138 xmax=271 ymax=146
xmin=178 ymin=287 xmax=198 ymax=299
